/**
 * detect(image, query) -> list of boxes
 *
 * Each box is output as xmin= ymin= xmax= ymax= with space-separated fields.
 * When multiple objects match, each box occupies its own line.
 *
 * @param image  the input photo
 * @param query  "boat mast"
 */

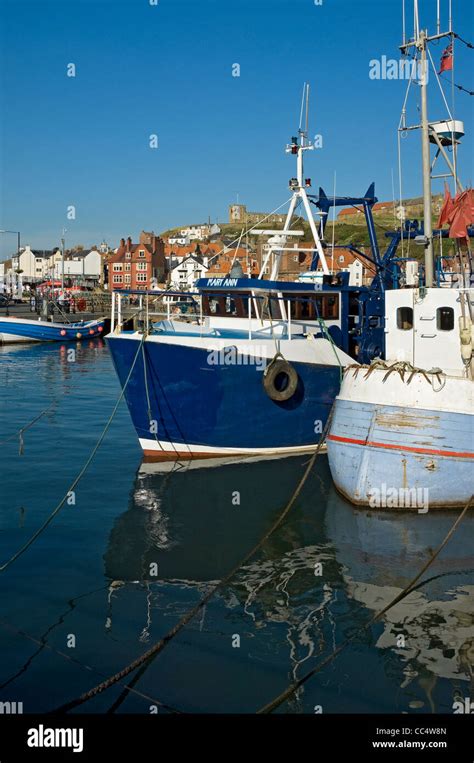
xmin=419 ymin=29 xmax=434 ymax=287
xmin=400 ymin=0 xmax=459 ymax=288
xmin=256 ymin=84 xmax=329 ymax=280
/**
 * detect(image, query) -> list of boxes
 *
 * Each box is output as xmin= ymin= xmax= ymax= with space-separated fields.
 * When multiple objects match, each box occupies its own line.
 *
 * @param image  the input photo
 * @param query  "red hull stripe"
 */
xmin=327 ymin=433 xmax=474 ymax=459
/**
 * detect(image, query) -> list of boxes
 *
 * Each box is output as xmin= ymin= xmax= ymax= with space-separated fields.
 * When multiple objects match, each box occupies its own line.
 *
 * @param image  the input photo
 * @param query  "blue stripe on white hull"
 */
xmin=107 ymin=335 xmax=340 ymax=460
xmin=327 ymin=398 xmax=473 ymax=508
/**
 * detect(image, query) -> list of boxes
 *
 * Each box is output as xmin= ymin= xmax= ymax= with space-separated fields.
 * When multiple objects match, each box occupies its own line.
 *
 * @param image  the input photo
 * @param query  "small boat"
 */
xmin=0 ymin=316 xmax=105 ymax=344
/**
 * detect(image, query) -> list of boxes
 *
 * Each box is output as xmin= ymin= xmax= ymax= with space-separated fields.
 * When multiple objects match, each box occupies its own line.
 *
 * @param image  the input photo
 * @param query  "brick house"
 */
xmin=254 ymin=241 xmax=373 ymax=284
xmin=108 ymin=231 xmax=166 ymax=290
xmin=206 ymin=247 xmax=259 ymax=277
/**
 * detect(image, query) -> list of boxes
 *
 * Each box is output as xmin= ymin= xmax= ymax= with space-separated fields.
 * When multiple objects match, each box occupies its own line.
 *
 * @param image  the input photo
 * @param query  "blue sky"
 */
xmin=0 ymin=0 xmax=472 ymax=257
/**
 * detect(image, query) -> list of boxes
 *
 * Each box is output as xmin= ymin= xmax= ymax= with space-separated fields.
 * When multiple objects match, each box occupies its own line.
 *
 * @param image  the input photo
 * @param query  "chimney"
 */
xmin=127 ymin=236 xmax=132 ymax=252
xmin=120 ymin=238 xmax=125 ymax=248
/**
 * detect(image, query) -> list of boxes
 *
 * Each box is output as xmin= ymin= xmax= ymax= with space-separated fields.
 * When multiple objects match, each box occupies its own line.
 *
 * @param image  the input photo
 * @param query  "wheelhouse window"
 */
xmin=201 ymin=291 xmax=340 ymax=321
xmin=288 ymin=294 xmax=339 ymax=321
xmin=436 ymin=306 xmax=454 ymax=331
xmin=396 ymin=306 xmax=413 ymax=330
xmin=202 ymin=292 xmax=251 ymax=318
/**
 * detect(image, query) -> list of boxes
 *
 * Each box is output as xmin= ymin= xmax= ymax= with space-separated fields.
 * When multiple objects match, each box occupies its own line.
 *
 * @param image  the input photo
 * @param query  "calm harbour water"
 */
xmin=0 ymin=340 xmax=472 ymax=714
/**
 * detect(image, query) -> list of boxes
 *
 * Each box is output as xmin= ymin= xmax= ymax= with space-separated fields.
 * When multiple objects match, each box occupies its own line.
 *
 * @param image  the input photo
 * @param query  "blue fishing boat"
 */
xmin=0 ymin=315 xmax=105 ymax=344
xmin=106 ymin=89 xmax=406 ymax=461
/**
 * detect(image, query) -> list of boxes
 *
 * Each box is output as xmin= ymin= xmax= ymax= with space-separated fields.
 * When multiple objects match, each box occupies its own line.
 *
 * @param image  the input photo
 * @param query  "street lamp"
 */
xmin=60 ymin=228 xmax=67 ymax=296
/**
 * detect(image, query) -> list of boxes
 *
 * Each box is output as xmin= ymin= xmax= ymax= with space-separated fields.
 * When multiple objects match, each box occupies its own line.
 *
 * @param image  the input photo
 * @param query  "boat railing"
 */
xmin=110 ymin=288 xmax=340 ymax=342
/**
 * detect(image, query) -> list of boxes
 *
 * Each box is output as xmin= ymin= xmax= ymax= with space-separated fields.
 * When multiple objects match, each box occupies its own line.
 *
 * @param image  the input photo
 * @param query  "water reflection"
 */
xmin=326 ymin=497 xmax=474 ymax=694
xmin=103 ymin=455 xmax=474 ymax=710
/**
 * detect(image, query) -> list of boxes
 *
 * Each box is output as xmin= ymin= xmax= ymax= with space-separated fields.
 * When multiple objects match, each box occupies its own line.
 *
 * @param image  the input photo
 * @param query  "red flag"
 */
xmin=437 ymin=183 xmax=454 ymax=227
xmin=446 ymin=188 xmax=474 ymax=239
xmin=438 ymin=43 xmax=453 ymax=74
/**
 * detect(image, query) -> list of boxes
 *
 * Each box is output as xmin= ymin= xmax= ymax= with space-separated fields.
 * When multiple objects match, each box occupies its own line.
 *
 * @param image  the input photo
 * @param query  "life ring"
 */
xmin=263 ymin=354 xmax=299 ymax=402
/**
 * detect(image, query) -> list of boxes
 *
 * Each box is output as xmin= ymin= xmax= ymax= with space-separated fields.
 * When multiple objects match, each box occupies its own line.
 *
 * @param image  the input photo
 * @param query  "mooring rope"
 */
xmin=53 ymin=405 xmax=336 ymax=713
xmin=0 ymin=400 xmax=57 ymax=454
xmin=0 ymin=616 xmax=180 ymax=713
xmin=0 ymin=336 xmax=145 ymax=573
xmin=257 ymin=494 xmax=474 ymax=713
xmin=141 ymin=341 xmax=194 ymax=465
xmin=346 ymin=359 xmax=446 ymax=390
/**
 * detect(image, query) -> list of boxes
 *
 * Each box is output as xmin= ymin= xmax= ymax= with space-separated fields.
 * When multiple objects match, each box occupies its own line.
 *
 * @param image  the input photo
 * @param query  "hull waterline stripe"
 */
xmin=141 ymin=441 xmax=325 ymax=461
xmin=327 ymin=433 xmax=474 ymax=459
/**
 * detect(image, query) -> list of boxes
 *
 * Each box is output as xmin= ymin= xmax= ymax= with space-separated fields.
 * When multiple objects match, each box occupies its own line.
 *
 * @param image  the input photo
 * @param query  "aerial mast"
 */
xmin=255 ymin=83 xmax=329 ymax=280
xmin=419 ymin=28 xmax=434 ymax=287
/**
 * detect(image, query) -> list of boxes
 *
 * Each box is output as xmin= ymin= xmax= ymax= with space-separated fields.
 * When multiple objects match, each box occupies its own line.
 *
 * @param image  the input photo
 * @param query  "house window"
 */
xmin=124 ymin=274 xmax=131 ymax=283
xmin=339 ymin=255 xmax=344 ymax=263
xmin=125 ymin=252 xmax=131 ymax=260
xmin=138 ymin=250 xmax=145 ymax=258
xmin=396 ymin=306 xmax=413 ymax=330
xmin=136 ymin=273 xmax=147 ymax=282
xmin=293 ymin=255 xmax=299 ymax=262
xmin=113 ymin=263 xmax=123 ymax=271
xmin=436 ymin=306 xmax=454 ymax=331
xmin=113 ymin=274 xmax=123 ymax=284
xmin=125 ymin=263 xmax=131 ymax=272
xmin=136 ymin=262 xmax=147 ymax=271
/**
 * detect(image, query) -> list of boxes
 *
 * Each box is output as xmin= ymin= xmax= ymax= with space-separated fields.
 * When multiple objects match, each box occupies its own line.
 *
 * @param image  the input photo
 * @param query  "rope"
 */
xmin=0 ymin=336 xmax=145 ymax=573
xmin=439 ymin=73 xmax=474 ymax=96
xmin=257 ymin=494 xmax=473 ymax=713
xmin=53 ymin=405 xmax=336 ymax=713
xmin=207 ymin=196 xmax=294 ymax=267
xmin=0 ymin=400 xmax=57 ymax=454
xmin=313 ymin=300 xmax=343 ymax=383
xmin=0 ymin=616 xmax=180 ymax=713
xmin=142 ymin=342 xmax=194 ymax=464
xmin=453 ymin=32 xmax=474 ymax=50
xmin=346 ymin=359 xmax=446 ymax=390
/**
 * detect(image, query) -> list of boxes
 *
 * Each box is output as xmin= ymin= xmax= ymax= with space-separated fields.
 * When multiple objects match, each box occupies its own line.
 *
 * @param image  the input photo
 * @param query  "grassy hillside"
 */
xmin=160 ymin=196 xmax=445 ymax=261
